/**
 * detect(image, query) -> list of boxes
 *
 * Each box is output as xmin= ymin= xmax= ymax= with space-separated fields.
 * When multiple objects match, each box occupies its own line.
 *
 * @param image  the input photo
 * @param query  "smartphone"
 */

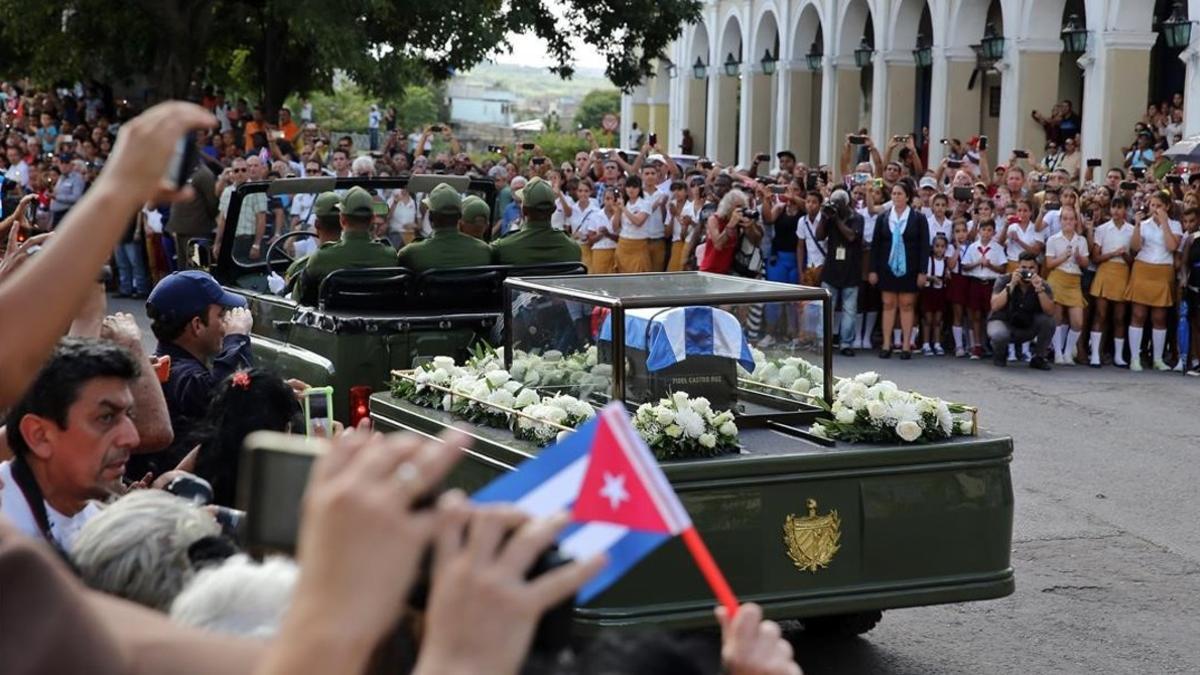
xmin=1131 ymin=167 xmax=1146 ymax=179
xmin=487 ymin=144 xmax=503 ymax=153
xmin=521 ymin=142 xmax=536 ymax=151
xmin=848 ymin=135 xmax=866 ymax=145
xmin=1166 ymin=174 xmax=1183 ymax=185
xmin=1120 ymin=180 xmax=1138 ymax=191
xmin=531 ymin=157 xmax=546 ymax=165
xmin=756 ymin=152 xmax=770 ymax=162
xmin=61 ymin=134 xmax=74 ymax=144
xmin=429 ymin=124 xmax=443 ymax=133
xmin=163 ymin=131 xmax=198 ymax=189
xmin=303 ymin=386 xmax=334 ymax=438
xmin=805 ymin=173 xmax=818 ymax=191
xmin=23 ymin=202 xmax=35 ymax=222
xmin=236 ymin=431 xmax=323 ymax=552
xmin=851 ymin=172 xmax=871 ymax=185
xmin=770 ymin=185 xmax=787 ymax=194
xmin=953 ymin=186 xmax=973 ymax=202
xmin=947 ymin=158 xmax=963 ymax=169
xmin=939 ymin=139 xmax=950 ymax=145
xmin=1086 ymin=158 xmax=1102 ymax=168
xmin=893 ymin=135 xmax=910 ymax=144
xmin=1013 ymin=149 xmax=1029 ymax=159
xmin=648 ymin=133 xmax=658 ymax=147
xmin=699 ymin=160 xmax=713 ymax=169
xmin=978 ymin=136 xmax=988 ymax=151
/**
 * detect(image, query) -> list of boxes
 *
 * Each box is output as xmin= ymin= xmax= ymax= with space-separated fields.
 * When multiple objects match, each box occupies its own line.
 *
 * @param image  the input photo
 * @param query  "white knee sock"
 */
xmin=1089 ymin=331 xmax=1102 ymax=364
xmin=1065 ymin=330 xmax=1081 ymax=362
xmin=1128 ymin=327 xmax=1143 ymax=364
xmin=1054 ymin=325 xmax=1069 ymax=355
xmin=952 ymin=326 xmax=964 ymax=350
xmin=1152 ymin=329 xmax=1167 ymax=363
xmin=1114 ymin=337 xmax=1128 ymax=366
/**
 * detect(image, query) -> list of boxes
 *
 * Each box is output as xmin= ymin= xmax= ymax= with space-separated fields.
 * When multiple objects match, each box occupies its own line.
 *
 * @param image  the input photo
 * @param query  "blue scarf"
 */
xmin=888 ymin=208 xmax=908 ymax=277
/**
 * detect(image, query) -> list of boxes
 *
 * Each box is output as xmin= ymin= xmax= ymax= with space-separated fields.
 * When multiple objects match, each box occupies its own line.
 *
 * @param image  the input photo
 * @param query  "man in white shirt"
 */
xmin=1 ymin=338 xmax=141 ymax=553
xmin=4 ymin=146 xmax=29 ymax=190
xmin=794 ymin=190 xmax=825 ymax=286
xmin=367 ymin=105 xmax=381 ymax=151
xmin=640 ymin=164 xmax=670 ymax=270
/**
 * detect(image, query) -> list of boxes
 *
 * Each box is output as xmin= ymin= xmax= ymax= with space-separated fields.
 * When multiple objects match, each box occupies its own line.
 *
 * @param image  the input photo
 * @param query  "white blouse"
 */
xmin=1094 ymin=220 xmax=1134 ymax=264
xmin=1135 ymin=218 xmax=1183 ymax=265
xmin=1045 ymin=232 xmax=1087 ymax=275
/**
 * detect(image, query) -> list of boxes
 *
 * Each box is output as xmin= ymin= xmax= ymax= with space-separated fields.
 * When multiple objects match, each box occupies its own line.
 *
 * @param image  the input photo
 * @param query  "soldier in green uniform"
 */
xmin=293 ymin=186 xmax=396 ymax=304
xmin=396 ymin=183 xmax=492 ymax=272
xmin=460 ymin=195 xmax=491 ymax=240
xmin=491 ymin=177 xmax=581 ymax=265
xmin=284 ymin=192 xmax=342 ymax=285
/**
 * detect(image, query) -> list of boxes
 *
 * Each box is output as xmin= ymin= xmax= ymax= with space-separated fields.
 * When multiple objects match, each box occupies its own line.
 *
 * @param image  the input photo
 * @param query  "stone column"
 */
xmin=926 ymin=48 xmax=981 ymax=168
xmin=996 ymin=39 xmax=1061 ymax=160
xmin=1078 ymin=31 xmax=1158 ymax=170
xmin=1179 ymin=42 xmax=1200 ymax=137
xmin=709 ymin=70 xmax=741 ymax=165
xmin=774 ymin=61 xmax=795 ymax=160
xmin=830 ymin=57 xmax=864 ymax=175
xmin=785 ymin=64 xmax=819 ymax=165
xmin=686 ymin=77 xmax=709 ymax=157
xmin=741 ymin=67 xmax=773 ymax=166
xmin=879 ymin=51 xmax=917 ymax=140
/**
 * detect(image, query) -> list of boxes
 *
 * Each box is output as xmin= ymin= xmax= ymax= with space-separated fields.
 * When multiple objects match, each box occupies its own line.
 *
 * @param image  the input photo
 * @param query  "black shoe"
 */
xmin=1029 ymin=356 xmax=1052 ymax=371
xmin=878 ymin=348 xmax=892 ymax=359
xmin=992 ymin=355 xmax=1008 ymax=367
xmin=899 ymin=350 xmax=912 ymax=360
xmin=840 ymin=347 xmax=856 ymax=357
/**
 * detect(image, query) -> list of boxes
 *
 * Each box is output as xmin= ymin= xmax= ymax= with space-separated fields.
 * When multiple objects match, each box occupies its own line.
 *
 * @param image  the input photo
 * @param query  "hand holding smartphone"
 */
xmin=303 ymin=386 xmax=335 ymax=438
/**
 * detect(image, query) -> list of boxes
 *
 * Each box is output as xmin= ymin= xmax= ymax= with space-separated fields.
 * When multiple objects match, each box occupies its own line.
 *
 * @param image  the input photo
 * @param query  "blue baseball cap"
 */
xmin=146 ymin=271 xmax=247 ymax=321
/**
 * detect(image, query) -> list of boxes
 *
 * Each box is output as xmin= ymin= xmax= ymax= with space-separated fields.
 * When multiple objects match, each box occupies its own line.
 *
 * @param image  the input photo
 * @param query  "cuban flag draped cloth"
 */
xmin=473 ymin=404 xmax=692 ymax=603
xmin=598 ymin=306 xmax=756 ymax=373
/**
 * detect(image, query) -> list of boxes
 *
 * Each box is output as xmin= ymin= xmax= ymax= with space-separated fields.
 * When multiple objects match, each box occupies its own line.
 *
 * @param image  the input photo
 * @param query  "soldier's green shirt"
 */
xmin=491 ymin=220 xmax=581 ymax=266
xmin=293 ymin=230 xmax=396 ymax=304
xmin=285 ymin=240 xmax=336 ymax=283
xmin=396 ymin=228 xmax=492 ymax=272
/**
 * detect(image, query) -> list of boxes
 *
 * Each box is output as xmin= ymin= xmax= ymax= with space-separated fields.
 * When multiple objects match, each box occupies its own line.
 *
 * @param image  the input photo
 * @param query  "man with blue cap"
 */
xmin=132 ymin=271 xmax=254 ymax=477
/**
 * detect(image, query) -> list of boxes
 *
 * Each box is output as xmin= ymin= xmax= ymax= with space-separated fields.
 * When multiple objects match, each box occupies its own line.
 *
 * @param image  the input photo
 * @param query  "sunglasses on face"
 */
xmin=232 ymin=168 xmax=246 ymax=173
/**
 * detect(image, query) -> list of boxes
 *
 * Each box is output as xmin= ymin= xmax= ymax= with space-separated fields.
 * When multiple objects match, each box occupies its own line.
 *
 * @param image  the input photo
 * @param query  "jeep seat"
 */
xmin=317 ymin=267 xmax=414 ymax=312
xmin=412 ymin=267 xmax=508 ymax=313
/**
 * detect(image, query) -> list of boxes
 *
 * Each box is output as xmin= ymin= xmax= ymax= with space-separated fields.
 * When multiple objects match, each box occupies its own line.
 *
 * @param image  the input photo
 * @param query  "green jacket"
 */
xmin=396 ymin=228 xmax=492 ymax=272
xmin=491 ymin=220 xmax=581 ymax=266
xmin=294 ymin=230 xmax=396 ymax=303
xmin=285 ymin=240 xmax=336 ymax=282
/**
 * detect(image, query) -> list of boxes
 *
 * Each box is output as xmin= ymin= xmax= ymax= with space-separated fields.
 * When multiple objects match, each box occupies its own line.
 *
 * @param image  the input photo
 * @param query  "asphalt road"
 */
xmin=109 ymin=295 xmax=1200 ymax=674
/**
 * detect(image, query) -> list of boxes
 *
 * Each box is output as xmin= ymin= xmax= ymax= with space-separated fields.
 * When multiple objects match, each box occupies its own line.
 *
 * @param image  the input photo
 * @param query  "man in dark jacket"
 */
xmin=817 ymin=189 xmax=864 ymax=355
xmin=165 ymin=162 xmax=219 ymax=270
xmin=135 ymin=271 xmax=253 ymax=477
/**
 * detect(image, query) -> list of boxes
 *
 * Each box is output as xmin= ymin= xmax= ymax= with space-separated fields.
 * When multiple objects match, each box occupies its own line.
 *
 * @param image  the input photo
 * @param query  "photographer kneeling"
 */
xmin=987 ymin=251 xmax=1056 ymax=370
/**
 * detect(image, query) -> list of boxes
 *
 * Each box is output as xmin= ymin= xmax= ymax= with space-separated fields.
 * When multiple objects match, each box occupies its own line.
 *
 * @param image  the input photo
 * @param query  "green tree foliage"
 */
xmin=0 ymin=0 xmax=701 ymax=118
xmin=574 ymin=89 xmax=622 ymax=131
xmin=396 ymin=85 xmax=440 ymax=131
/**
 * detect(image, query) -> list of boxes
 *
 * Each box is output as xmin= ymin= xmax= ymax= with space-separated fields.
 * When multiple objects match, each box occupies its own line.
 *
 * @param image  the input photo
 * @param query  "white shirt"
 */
xmin=927 ymin=214 xmax=953 ymax=244
xmin=642 ymin=183 xmax=669 ymax=239
xmin=1003 ymin=221 xmax=1044 ymax=261
xmin=290 ymin=193 xmax=317 ymax=226
xmin=4 ymin=159 xmax=29 ymax=189
xmin=1094 ymin=220 xmax=1134 ymax=264
xmin=668 ymin=199 xmax=690 ymax=242
xmin=1041 ymin=208 xmax=1063 ymax=238
xmin=1135 ymin=218 xmax=1184 ymax=265
xmin=574 ymin=202 xmax=613 ymax=249
xmin=795 ymin=212 xmax=825 ymax=268
xmin=388 ymin=195 xmax=417 ymax=233
xmin=962 ymin=240 xmax=1006 ymax=280
xmin=949 ymin=241 xmax=971 ymax=274
xmin=619 ymin=196 xmax=651 ymax=240
xmin=0 ymin=461 xmax=102 ymax=553
xmin=1045 ymin=232 xmax=1087 ymax=275
xmin=300 ymin=103 xmax=313 ymax=122
xmin=927 ymin=257 xmax=947 ymax=288
xmin=368 ymin=110 xmax=381 ymax=129
xmin=550 ymin=199 xmax=568 ymax=232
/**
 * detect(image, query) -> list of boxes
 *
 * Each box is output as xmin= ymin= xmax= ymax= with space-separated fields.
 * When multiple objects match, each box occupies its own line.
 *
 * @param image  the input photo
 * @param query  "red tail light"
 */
xmin=349 ymin=385 xmax=373 ymax=428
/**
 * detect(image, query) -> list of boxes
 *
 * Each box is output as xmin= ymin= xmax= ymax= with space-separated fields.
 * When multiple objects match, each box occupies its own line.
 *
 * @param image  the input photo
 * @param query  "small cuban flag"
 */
xmin=474 ymin=403 xmax=738 ymax=611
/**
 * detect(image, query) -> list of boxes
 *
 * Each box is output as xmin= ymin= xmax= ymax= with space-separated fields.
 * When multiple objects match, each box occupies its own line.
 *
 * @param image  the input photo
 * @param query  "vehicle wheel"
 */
xmin=800 ymin=610 xmax=882 ymax=637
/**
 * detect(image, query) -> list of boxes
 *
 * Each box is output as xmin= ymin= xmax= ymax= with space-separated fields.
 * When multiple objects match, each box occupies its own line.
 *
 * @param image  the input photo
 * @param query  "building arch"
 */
xmin=835 ymin=0 xmax=875 ymax=57
xmin=750 ymin=3 xmax=783 ymax=65
xmin=717 ymin=7 xmax=747 ymax=65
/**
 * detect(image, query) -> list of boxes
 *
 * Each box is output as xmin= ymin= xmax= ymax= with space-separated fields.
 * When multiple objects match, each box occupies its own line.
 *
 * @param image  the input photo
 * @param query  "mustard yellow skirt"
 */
xmin=590 ymin=247 xmax=617 ymax=274
xmin=580 ymin=244 xmax=593 ymax=273
xmin=1123 ymin=260 xmax=1175 ymax=307
xmin=1089 ymin=260 xmax=1130 ymax=302
xmin=1046 ymin=268 xmax=1087 ymax=308
xmin=616 ymin=237 xmax=652 ymax=273
xmin=667 ymin=240 xmax=686 ymax=271
xmin=648 ymin=239 xmax=668 ymax=272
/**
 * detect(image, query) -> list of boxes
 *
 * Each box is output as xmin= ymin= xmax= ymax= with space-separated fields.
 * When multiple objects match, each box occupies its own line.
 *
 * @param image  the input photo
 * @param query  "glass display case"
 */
xmin=503 ymin=272 xmax=834 ymax=429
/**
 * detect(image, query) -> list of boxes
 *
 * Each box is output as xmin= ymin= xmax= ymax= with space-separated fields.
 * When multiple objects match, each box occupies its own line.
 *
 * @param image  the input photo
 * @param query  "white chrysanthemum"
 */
xmin=543 ymin=350 xmax=563 ymax=362
xmin=485 ymin=370 xmax=511 ymax=387
xmin=664 ymin=424 xmax=683 ymax=439
xmin=699 ymin=433 xmax=717 ymax=448
xmin=835 ymin=406 xmax=857 ymax=424
xmin=430 ymin=369 xmax=451 ymax=385
xmin=433 ymin=356 xmax=456 ymax=369
xmin=515 ymin=389 xmax=540 ymax=408
xmin=896 ymin=420 xmax=922 ymax=442
xmin=675 ymin=408 xmax=706 ymax=438
xmin=791 ymin=377 xmax=811 ymax=393
xmin=777 ymin=365 xmax=800 ymax=384
xmin=488 ymin=389 xmax=516 ymax=409
xmin=655 ymin=408 xmax=675 ymax=426
xmin=509 ymin=361 xmax=527 ymax=380
xmin=810 ymin=422 xmax=829 ymax=439
xmin=854 ymin=371 xmax=880 ymax=386
xmin=885 ymin=398 xmax=920 ymax=426
xmin=719 ymin=421 xmax=738 ymax=437
xmin=469 ymin=382 xmax=491 ymax=399
xmin=502 ymin=380 xmax=523 ymax=394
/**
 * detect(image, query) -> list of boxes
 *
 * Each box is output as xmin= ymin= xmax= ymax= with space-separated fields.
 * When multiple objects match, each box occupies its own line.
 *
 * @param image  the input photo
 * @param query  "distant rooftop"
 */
xmin=447 ymin=84 xmax=519 ymax=102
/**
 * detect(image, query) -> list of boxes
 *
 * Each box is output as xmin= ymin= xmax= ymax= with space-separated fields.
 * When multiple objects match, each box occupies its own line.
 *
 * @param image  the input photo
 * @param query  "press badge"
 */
xmin=835 ymin=246 xmax=847 ymax=261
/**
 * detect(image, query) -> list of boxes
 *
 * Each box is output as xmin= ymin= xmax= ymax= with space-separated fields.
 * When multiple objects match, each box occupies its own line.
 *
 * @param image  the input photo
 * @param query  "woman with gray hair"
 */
xmin=700 ymin=189 xmax=758 ymax=274
xmin=72 ymin=490 xmax=230 ymax=611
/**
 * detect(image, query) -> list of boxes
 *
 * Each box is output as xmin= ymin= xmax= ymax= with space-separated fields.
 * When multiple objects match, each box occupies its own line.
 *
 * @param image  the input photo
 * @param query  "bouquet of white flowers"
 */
xmin=471 ymin=345 xmax=611 ymax=397
xmin=810 ymin=371 xmax=975 ymax=444
xmin=513 ymin=393 xmax=596 ymax=446
xmin=633 ymin=391 xmax=740 ymax=461
xmin=391 ymin=356 xmax=463 ymax=408
xmin=739 ymin=348 xmax=826 ymax=401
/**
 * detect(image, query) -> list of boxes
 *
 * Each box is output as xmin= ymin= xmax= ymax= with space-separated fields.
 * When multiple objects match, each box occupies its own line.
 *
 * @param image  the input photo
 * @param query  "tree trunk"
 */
xmin=138 ymin=0 xmax=216 ymax=101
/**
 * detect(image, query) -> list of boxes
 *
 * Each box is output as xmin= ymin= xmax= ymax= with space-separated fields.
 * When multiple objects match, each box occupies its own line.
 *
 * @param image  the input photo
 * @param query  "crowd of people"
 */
xmin=0 ymin=82 xmax=805 ymax=673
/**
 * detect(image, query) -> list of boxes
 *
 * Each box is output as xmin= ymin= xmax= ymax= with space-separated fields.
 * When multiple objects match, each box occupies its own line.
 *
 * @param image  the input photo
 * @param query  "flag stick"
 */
xmin=680 ymin=525 xmax=739 ymax=616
